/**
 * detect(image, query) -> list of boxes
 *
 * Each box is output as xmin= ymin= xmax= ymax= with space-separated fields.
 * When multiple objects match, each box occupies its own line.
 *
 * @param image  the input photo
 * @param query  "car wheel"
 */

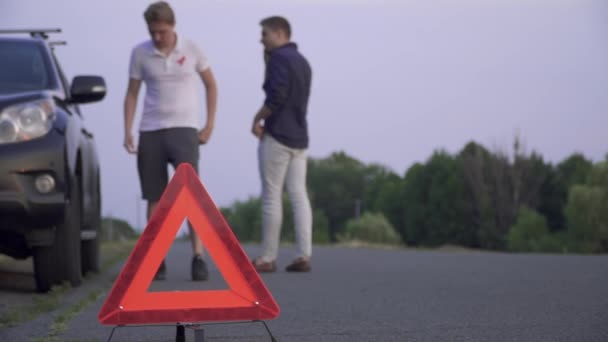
xmin=81 ymin=180 xmax=101 ymax=274
xmin=33 ymin=174 xmax=83 ymax=292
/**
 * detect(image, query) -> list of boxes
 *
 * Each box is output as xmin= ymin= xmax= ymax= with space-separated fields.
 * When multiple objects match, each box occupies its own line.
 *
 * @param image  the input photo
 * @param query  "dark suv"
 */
xmin=0 ymin=29 xmax=106 ymax=292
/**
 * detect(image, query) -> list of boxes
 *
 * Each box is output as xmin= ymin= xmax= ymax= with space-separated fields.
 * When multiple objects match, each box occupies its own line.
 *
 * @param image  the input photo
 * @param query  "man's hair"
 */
xmin=260 ymin=16 xmax=291 ymax=39
xmin=144 ymin=1 xmax=176 ymax=25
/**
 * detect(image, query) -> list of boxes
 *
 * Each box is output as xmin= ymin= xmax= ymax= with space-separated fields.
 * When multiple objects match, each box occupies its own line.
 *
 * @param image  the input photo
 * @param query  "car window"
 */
xmin=50 ymin=51 xmax=81 ymax=115
xmin=0 ymin=41 xmax=52 ymax=94
xmin=51 ymin=52 xmax=70 ymax=96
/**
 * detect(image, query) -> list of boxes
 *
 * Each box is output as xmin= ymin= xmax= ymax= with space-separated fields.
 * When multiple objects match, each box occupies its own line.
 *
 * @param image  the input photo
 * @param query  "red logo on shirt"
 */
xmin=177 ymin=56 xmax=186 ymax=65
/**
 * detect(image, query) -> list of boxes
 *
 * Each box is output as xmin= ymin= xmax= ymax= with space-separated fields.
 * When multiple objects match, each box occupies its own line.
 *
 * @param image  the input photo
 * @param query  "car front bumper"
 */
xmin=0 ymin=129 xmax=67 ymax=232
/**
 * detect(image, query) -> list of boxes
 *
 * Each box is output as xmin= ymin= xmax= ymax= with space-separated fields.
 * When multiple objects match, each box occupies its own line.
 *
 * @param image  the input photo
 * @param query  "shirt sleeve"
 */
xmin=192 ymin=42 xmax=210 ymax=72
xmin=263 ymin=55 xmax=289 ymax=111
xmin=128 ymin=47 xmax=143 ymax=80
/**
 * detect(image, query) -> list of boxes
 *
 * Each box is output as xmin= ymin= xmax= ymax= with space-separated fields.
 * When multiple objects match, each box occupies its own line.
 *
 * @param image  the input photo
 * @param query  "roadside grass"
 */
xmin=100 ymin=240 xmax=136 ymax=271
xmin=0 ymin=240 xmax=134 ymax=331
xmin=29 ymin=240 xmax=135 ymax=341
xmin=333 ymin=240 xmax=477 ymax=253
xmin=334 ymin=240 xmax=405 ymax=250
xmin=0 ymin=283 xmax=70 ymax=330
xmin=31 ymin=289 xmax=104 ymax=342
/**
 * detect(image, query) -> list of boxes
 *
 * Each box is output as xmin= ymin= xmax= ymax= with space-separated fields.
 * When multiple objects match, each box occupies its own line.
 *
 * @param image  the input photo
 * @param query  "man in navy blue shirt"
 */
xmin=251 ymin=16 xmax=313 ymax=273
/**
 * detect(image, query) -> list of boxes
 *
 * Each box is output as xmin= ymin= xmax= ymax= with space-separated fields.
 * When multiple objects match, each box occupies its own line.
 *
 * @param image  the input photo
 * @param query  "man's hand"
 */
xmin=198 ymin=124 xmax=214 ymax=144
xmin=251 ymin=120 xmax=264 ymax=139
xmin=123 ymin=134 xmax=137 ymax=154
xmin=251 ymin=105 xmax=271 ymax=139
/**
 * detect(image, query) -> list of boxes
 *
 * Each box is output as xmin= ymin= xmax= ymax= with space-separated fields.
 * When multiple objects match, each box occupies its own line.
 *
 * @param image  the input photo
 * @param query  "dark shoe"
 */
xmin=154 ymin=260 xmax=166 ymax=280
xmin=252 ymin=258 xmax=277 ymax=273
xmin=285 ymin=257 xmax=311 ymax=272
xmin=191 ymin=254 xmax=208 ymax=281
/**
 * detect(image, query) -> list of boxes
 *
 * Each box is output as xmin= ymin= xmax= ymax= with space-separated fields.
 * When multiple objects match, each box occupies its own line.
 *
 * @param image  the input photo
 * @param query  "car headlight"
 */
xmin=0 ymin=99 xmax=55 ymax=144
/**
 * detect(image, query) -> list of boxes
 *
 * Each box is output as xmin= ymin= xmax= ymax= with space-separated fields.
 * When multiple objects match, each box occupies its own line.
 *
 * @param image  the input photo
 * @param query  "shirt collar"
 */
xmin=269 ymin=42 xmax=297 ymax=55
xmin=148 ymin=32 xmax=183 ymax=56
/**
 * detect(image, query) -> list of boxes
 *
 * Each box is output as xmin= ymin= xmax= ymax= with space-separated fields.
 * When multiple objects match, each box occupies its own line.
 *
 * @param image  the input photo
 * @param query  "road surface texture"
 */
xmin=1 ymin=241 xmax=607 ymax=341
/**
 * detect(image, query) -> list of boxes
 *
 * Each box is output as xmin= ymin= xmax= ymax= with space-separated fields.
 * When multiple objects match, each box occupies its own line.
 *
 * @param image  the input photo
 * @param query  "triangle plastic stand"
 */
xmin=98 ymin=163 xmax=280 ymax=325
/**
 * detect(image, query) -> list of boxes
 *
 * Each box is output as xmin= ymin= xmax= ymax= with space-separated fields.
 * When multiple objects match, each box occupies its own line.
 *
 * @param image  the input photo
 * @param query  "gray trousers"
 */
xmin=258 ymin=134 xmax=312 ymax=262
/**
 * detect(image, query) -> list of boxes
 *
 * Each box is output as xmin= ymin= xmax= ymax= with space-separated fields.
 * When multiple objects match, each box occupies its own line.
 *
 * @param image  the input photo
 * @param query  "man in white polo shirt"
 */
xmin=122 ymin=1 xmax=218 ymax=281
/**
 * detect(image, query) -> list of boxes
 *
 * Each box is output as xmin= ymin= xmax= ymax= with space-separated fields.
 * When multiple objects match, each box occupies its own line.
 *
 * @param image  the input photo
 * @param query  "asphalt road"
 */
xmin=1 ymin=241 xmax=607 ymax=341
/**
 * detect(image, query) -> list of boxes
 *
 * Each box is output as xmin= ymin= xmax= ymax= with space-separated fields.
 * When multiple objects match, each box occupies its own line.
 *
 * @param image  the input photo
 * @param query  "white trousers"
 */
xmin=258 ymin=134 xmax=312 ymax=262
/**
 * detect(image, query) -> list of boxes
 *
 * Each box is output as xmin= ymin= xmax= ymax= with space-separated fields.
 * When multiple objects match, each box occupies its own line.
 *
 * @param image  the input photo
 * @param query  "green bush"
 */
xmin=508 ymin=208 xmax=580 ymax=253
xmin=565 ymin=161 xmax=608 ymax=253
xmin=338 ymin=212 xmax=401 ymax=245
xmin=101 ymin=217 xmax=138 ymax=242
xmin=565 ymin=184 xmax=608 ymax=253
xmin=534 ymin=233 xmax=569 ymax=253
xmin=507 ymin=207 xmax=550 ymax=252
xmin=312 ymin=209 xmax=331 ymax=244
xmin=221 ymin=197 xmax=262 ymax=243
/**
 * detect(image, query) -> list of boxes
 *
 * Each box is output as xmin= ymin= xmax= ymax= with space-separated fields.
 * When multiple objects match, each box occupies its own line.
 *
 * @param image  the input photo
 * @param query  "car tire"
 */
xmin=81 ymin=237 xmax=100 ymax=274
xmin=81 ymin=181 xmax=101 ymax=275
xmin=32 ymin=245 xmax=60 ymax=292
xmin=33 ymin=174 xmax=83 ymax=292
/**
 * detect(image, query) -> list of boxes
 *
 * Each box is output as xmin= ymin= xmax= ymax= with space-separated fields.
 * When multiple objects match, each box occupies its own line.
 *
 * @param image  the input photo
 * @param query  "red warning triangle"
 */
xmin=98 ymin=163 xmax=280 ymax=325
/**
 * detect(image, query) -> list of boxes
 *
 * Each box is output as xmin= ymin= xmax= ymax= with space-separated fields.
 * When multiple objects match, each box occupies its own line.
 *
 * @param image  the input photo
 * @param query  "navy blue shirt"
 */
xmin=263 ymin=42 xmax=312 ymax=149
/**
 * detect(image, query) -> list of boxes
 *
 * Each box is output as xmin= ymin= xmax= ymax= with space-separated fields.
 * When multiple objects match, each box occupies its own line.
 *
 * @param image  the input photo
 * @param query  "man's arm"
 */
xmin=198 ymin=68 xmax=218 ymax=144
xmin=252 ymin=55 xmax=289 ymax=139
xmin=123 ymin=78 xmax=141 ymax=154
xmin=263 ymin=55 xmax=289 ymax=112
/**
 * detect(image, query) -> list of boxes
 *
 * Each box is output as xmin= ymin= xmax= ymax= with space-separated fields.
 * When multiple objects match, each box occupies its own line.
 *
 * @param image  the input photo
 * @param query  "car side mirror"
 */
xmin=70 ymin=75 xmax=106 ymax=104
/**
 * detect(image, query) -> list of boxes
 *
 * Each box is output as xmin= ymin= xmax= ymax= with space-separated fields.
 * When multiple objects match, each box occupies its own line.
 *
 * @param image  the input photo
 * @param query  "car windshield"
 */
xmin=0 ymin=41 xmax=52 ymax=94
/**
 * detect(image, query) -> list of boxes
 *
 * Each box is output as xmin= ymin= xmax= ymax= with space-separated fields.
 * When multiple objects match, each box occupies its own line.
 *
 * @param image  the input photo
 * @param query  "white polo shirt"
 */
xmin=129 ymin=35 xmax=210 ymax=132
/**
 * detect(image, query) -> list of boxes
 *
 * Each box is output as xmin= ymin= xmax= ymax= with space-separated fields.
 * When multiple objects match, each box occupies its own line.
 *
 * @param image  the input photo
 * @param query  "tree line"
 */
xmin=221 ymin=139 xmax=608 ymax=254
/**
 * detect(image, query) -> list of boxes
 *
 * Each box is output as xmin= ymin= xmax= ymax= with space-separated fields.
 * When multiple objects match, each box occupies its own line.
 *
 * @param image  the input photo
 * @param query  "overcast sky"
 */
xmin=2 ymin=0 xmax=607 ymax=230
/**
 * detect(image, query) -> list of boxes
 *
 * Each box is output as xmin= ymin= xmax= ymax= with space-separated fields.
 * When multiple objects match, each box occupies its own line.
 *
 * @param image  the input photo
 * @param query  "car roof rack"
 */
xmin=0 ymin=28 xmax=61 ymax=39
xmin=49 ymin=40 xmax=67 ymax=47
